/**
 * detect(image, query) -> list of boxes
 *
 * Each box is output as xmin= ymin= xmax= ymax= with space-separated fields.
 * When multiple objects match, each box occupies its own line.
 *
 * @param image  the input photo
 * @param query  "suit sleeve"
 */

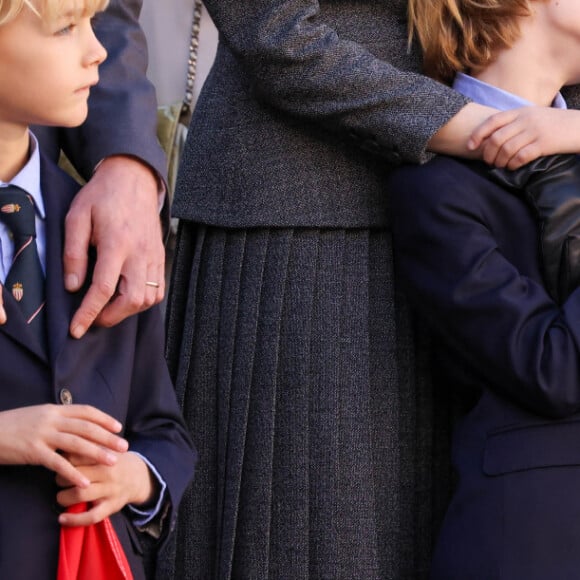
xmin=59 ymin=0 xmax=166 ymax=181
xmin=390 ymin=159 xmax=580 ymax=419
xmin=203 ymin=0 xmax=470 ymax=164
xmin=124 ymin=304 xmax=197 ymax=542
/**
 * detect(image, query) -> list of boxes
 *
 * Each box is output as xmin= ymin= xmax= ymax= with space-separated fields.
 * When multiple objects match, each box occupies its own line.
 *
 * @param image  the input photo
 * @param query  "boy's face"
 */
xmin=0 ymin=2 xmax=107 ymax=131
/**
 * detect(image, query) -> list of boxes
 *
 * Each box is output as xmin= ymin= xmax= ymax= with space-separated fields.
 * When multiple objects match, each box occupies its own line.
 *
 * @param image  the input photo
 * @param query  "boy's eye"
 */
xmin=55 ymin=22 xmax=76 ymax=36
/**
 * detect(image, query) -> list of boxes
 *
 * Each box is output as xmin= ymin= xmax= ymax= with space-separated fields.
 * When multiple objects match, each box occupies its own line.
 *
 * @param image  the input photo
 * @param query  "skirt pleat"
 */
xmin=162 ymin=223 xmax=455 ymax=580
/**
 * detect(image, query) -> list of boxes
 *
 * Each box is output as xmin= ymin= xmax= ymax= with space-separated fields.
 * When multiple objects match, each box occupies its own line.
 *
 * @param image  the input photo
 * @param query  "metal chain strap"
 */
xmin=182 ymin=0 xmax=203 ymax=120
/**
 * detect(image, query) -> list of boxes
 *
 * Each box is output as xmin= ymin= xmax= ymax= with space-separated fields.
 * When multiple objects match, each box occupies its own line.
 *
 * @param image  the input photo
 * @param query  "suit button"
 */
xmin=59 ymin=388 xmax=73 ymax=405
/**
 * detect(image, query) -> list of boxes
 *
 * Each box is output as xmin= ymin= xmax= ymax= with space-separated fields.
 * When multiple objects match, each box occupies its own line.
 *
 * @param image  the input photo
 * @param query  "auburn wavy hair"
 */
xmin=408 ymin=0 xmax=532 ymax=84
xmin=0 ymin=0 xmax=108 ymax=26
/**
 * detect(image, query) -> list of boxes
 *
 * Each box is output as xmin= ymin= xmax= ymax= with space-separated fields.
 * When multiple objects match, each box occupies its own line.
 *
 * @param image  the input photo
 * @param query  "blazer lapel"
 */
xmin=0 ymin=286 xmax=46 ymax=360
xmin=41 ymin=156 xmax=84 ymax=364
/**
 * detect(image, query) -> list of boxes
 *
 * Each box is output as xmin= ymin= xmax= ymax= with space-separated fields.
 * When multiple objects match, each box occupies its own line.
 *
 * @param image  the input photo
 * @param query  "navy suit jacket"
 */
xmin=0 ymin=157 xmax=196 ymax=580
xmin=389 ymin=156 xmax=580 ymax=579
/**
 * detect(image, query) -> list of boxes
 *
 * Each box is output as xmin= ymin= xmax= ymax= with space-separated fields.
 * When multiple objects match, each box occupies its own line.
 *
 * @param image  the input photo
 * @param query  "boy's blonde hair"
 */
xmin=0 ymin=0 xmax=109 ymax=26
xmin=408 ymin=0 xmax=532 ymax=84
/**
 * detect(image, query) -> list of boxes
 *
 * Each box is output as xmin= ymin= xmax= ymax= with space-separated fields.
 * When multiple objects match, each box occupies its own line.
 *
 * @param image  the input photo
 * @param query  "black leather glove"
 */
xmin=489 ymin=154 xmax=580 ymax=304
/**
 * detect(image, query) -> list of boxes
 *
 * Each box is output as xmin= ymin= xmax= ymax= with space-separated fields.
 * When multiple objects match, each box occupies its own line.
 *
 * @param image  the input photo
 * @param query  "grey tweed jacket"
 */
xmin=173 ymin=0 xmax=472 ymax=229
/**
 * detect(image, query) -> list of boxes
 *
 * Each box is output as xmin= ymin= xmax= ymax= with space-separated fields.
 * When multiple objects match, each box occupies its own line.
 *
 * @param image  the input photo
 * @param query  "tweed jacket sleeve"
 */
xmin=203 ymin=0 xmax=471 ymax=164
xmin=58 ymin=0 xmax=166 ymax=181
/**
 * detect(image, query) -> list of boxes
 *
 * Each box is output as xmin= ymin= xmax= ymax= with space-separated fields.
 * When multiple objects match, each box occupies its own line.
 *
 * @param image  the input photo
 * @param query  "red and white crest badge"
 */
xmin=12 ymin=282 xmax=23 ymax=302
xmin=1 ymin=203 xmax=21 ymax=214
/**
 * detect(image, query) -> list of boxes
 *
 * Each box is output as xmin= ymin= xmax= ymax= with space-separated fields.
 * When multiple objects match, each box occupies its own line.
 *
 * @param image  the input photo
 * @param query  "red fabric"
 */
xmin=57 ymin=503 xmax=134 ymax=580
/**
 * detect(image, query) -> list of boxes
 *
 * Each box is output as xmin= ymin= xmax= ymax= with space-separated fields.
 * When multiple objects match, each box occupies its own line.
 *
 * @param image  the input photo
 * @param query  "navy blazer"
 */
xmin=389 ymin=156 xmax=580 ymax=579
xmin=0 ymin=157 xmax=196 ymax=580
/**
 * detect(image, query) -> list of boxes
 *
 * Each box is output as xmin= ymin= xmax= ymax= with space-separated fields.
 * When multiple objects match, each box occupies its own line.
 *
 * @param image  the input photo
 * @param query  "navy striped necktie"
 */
xmin=0 ymin=185 xmax=46 ymax=347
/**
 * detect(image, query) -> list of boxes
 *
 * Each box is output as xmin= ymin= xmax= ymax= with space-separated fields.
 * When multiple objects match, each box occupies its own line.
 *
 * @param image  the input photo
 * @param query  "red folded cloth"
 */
xmin=57 ymin=503 xmax=134 ymax=580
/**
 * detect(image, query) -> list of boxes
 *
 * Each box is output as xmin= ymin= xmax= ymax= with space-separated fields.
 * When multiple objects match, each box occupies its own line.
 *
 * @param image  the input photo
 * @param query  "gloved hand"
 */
xmin=489 ymin=154 xmax=580 ymax=304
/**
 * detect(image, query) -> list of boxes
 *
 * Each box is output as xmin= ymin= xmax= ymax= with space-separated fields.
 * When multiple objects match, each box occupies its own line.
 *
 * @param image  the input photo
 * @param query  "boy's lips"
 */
xmin=76 ymin=80 xmax=99 ymax=93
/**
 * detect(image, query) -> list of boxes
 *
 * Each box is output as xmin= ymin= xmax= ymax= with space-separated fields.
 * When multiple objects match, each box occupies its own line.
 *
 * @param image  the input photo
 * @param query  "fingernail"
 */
xmin=66 ymin=273 xmax=79 ymax=290
xmin=117 ymin=438 xmax=129 ymax=452
xmin=70 ymin=323 xmax=85 ymax=339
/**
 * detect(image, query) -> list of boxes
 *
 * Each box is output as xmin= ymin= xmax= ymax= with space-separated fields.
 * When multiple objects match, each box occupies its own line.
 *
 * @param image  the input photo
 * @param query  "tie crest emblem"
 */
xmin=11 ymin=282 xmax=23 ymax=302
xmin=0 ymin=186 xmax=45 ymax=348
xmin=1 ymin=203 xmax=21 ymax=214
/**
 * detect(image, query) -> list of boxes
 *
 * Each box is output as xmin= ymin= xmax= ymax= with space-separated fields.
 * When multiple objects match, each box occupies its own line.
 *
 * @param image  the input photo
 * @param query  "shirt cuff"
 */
xmin=127 ymin=451 xmax=168 ymax=528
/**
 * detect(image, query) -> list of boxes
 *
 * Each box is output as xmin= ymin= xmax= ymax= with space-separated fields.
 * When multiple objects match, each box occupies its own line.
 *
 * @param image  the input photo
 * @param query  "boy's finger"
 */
xmin=58 ymin=500 xmax=110 ymax=527
xmin=53 ymin=432 xmax=124 ymax=466
xmin=47 ymin=452 xmax=90 ymax=489
xmin=58 ymin=420 xmax=128 ymax=455
xmin=59 ymin=404 xmax=124 ymax=435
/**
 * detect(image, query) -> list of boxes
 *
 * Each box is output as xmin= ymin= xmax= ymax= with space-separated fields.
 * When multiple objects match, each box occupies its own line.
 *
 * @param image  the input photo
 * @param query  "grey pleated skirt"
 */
xmin=160 ymin=222 xmax=457 ymax=580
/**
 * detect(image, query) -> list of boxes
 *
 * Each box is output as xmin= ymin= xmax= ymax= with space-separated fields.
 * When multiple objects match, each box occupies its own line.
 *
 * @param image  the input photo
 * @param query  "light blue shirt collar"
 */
xmin=0 ymin=132 xmax=46 ymax=219
xmin=453 ymin=71 xmax=567 ymax=110
xmin=0 ymin=132 xmax=46 ymax=279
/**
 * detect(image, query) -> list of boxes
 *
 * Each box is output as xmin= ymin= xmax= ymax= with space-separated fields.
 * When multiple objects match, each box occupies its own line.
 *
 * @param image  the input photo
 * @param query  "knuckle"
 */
xmin=124 ymin=290 xmax=145 ymax=310
xmin=516 ymin=146 xmax=537 ymax=165
xmin=94 ymin=278 xmax=118 ymax=298
xmin=63 ymin=246 xmax=84 ymax=262
xmin=143 ymin=291 xmax=159 ymax=308
xmin=488 ymin=133 xmax=503 ymax=148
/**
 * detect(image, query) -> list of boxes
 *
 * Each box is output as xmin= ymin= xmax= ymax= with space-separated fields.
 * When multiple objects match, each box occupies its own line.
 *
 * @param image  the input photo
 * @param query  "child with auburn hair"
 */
xmin=389 ymin=0 xmax=580 ymax=577
xmin=0 ymin=0 xmax=196 ymax=577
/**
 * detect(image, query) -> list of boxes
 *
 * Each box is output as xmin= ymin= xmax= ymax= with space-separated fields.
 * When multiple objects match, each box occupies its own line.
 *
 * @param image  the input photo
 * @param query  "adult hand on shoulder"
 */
xmin=0 ymin=404 xmax=129 ymax=488
xmin=64 ymin=156 xmax=165 ymax=339
xmin=56 ymin=451 xmax=155 ymax=526
xmin=469 ymin=107 xmax=580 ymax=169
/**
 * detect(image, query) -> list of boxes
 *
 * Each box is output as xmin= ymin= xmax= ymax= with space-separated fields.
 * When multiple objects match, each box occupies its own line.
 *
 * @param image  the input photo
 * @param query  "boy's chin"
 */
xmin=60 ymin=111 xmax=89 ymax=127
xmin=44 ymin=104 xmax=89 ymax=128
xmin=45 ymin=114 xmax=89 ymax=129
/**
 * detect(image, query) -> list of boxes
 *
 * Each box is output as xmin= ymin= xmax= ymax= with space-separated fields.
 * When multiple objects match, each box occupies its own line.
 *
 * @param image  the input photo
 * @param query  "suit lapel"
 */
xmin=0 ymin=286 xmax=46 ymax=360
xmin=42 ymin=156 xmax=83 ymax=363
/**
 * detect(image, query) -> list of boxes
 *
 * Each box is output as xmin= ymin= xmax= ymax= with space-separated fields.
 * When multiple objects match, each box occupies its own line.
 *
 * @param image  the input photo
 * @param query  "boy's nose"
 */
xmin=91 ymin=37 xmax=107 ymax=67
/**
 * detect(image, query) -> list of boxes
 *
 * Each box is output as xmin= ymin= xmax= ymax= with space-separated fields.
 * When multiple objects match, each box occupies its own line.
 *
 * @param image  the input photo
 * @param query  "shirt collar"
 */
xmin=0 ymin=132 xmax=46 ymax=219
xmin=453 ymin=71 xmax=567 ymax=110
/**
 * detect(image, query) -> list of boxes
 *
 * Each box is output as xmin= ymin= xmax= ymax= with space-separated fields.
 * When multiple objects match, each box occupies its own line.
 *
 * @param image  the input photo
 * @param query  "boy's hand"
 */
xmin=64 ymin=156 xmax=165 ymax=339
xmin=0 ymin=404 xmax=128 ymax=488
xmin=56 ymin=451 xmax=155 ymax=526
xmin=469 ymin=107 xmax=580 ymax=170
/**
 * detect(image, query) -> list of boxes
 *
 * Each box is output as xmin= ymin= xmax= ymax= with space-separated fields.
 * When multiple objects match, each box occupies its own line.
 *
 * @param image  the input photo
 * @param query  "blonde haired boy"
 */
xmin=0 ymin=1 xmax=196 ymax=577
